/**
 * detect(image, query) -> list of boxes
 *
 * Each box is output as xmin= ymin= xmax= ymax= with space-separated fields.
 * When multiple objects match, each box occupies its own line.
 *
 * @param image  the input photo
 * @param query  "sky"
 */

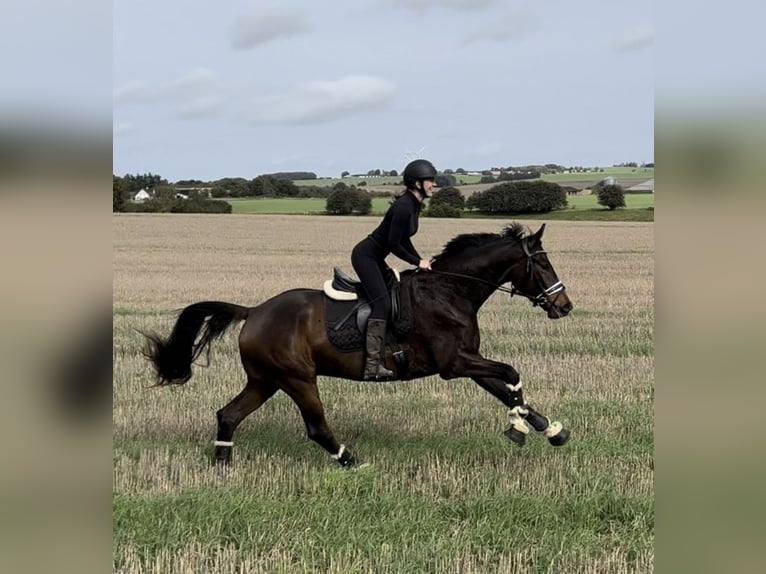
xmin=113 ymin=0 xmax=656 ymax=182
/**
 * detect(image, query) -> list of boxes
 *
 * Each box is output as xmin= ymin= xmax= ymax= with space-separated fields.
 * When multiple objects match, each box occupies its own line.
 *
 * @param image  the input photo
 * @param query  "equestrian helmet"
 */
xmin=402 ymin=159 xmax=437 ymax=188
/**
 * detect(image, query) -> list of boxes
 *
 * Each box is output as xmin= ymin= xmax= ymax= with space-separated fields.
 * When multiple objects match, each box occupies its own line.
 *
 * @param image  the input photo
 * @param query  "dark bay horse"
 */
xmin=144 ymin=222 xmax=573 ymax=467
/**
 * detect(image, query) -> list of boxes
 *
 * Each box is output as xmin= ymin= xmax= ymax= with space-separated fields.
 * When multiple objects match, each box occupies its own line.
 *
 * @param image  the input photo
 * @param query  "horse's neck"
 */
xmin=441 ymin=243 xmax=514 ymax=282
xmin=435 ymin=243 xmax=518 ymax=308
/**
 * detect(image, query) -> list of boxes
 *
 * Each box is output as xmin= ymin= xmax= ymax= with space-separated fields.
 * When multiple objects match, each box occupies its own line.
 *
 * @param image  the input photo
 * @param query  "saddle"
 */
xmin=323 ymin=267 xmax=401 ymax=334
xmin=323 ymin=267 xmax=400 ymax=303
xmin=322 ymin=268 xmax=412 ymax=366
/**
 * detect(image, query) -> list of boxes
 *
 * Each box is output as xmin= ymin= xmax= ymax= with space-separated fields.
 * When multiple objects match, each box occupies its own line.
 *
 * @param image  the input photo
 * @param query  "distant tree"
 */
xmin=113 ymin=175 xmax=130 ymax=212
xmin=326 ymin=188 xmax=355 ymax=214
xmin=435 ymin=173 xmax=456 ymax=188
xmin=479 ymin=175 xmax=495 ymax=184
xmin=153 ymin=184 xmax=178 ymax=199
xmin=211 ymin=177 xmax=249 ymax=198
xmin=455 ymin=168 xmax=466 ymax=175
xmin=121 ymin=172 xmax=167 ymax=193
xmin=175 ymin=179 xmax=206 ymax=186
xmin=389 ymin=169 xmax=398 ymax=177
xmin=596 ymin=184 xmax=626 ymax=210
xmin=326 ymin=185 xmax=371 ymax=215
xmin=354 ymin=189 xmax=372 ymax=215
xmin=427 ymin=186 xmax=464 ymax=218
xmin=358 ymin=180 xmax=367 ymax=186
xmin=341 ymin=171 xmax=350 ymax=178
xmin=427 ymin=203 xmax=462 ymax=218
xmin=429 ymin=186 xmax=465 ymax=210
xmin=466 ymin=180 xmax=567 ymax=214
xmin=267 ymin=171 xmax=317 ymax=181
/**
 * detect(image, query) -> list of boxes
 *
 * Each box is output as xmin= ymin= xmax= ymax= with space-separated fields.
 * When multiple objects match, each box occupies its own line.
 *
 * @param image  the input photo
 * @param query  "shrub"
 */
xmin=466 ymin=180 xmax=567 ymax=214
xmin=325 ymin=187 xmax=372 ymax=215
xmin=596 ymin=184 xmax=626 ymax=210
xmin=429 ymin=186 xmax=465 ymax=210
xmin=427 ymin=203 xmax=462 ymax=218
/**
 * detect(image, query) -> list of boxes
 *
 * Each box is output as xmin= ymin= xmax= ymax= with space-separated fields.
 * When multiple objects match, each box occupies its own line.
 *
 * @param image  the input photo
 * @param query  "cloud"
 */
xmin=115 ymin=69 xmax=222 ymax=115
xmin=386 ymin=0 xmax=498 ymax=10
xmin=464 ymin=10 xmax=541 ymax=44
xmin=177 ymin=96 xmax=225 ymax=119
xmin=231 ymin=6 xmax=310 ymax=50
xmin=612 ymin=25 xmax=654 ymax=52
xmin=164 ymin=68 xmax=217 ymax=96
xmin=245 ymin=75 xmax=396 ymax=125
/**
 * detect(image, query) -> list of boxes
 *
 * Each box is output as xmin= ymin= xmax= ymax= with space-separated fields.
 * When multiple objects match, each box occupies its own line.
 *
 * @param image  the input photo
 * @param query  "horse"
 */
xmin=143 ymin=222 xmax=573 ymax=467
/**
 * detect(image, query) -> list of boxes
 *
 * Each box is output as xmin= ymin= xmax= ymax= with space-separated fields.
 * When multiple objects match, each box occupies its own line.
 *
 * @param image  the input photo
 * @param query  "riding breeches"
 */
xmin=351 ymin=238 xmax=391 ymax=320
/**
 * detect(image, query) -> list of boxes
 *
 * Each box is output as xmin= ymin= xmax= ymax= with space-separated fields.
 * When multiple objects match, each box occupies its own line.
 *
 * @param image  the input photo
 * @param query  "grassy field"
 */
xmin=228 ymin=194 xmax=654 ymax=221
xmin=113 ymin=214 xmax=654 ymax=573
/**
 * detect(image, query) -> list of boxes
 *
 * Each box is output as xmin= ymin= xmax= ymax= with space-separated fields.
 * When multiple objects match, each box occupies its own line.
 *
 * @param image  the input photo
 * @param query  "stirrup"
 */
xmin=364 ymin=365 xmax=394 ymax=381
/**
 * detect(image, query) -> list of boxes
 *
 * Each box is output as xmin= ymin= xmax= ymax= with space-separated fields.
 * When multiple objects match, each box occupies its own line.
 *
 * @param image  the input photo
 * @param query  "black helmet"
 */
xmin=402 ymin=159 xmax=437 ymax=188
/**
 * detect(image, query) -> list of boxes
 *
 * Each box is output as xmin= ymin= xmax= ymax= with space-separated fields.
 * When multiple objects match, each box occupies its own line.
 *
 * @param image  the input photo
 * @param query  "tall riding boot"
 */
xmin=363 ymin=318 xmax=395 ymax=380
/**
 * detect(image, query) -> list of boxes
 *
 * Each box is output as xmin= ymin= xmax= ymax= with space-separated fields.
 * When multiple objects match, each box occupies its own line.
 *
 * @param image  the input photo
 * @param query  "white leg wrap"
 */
xmin=506 ymin=381 xmax=523 ymax=392
xmin=543 ymin=422 xmax=563 ymax=438
xmin=214 ymin=440 xmax=234 ymax=447
xmin=331 ymin=444 xmax=346 ymax=460
xmin=509 ymin=406 xmax=530 ymax=434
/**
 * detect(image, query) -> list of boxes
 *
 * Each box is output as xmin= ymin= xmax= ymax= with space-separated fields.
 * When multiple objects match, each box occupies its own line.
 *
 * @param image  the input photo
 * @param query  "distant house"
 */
xmin=627 ymin=179 xmax=654 ymax=193
xmin=132 ymin=188 xmax=152 ymax=202
xmin=561 ymin=185 xmax=580 ymax=196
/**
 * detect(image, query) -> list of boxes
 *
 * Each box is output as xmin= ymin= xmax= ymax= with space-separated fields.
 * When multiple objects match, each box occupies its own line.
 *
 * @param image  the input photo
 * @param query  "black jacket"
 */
xmin=367 ymin=191 xmax=422 ymax=266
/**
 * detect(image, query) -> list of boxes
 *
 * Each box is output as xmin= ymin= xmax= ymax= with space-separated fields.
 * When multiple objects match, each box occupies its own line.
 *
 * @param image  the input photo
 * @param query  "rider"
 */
xmin=351 ymin=159 xmax=437 ymax=380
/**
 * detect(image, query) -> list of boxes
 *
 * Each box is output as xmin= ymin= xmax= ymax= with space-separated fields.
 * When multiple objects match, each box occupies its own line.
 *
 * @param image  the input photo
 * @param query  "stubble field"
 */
xmin=113 ymin=214 xmax=654 ymax=573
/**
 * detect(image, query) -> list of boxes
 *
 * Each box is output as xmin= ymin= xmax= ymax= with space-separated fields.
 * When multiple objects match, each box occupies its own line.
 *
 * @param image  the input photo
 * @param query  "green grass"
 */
xmin=228 ymin=197 xmax=393 ymax=215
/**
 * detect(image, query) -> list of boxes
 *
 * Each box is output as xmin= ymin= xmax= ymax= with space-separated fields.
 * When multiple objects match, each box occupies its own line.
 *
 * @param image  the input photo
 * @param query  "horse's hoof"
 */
xmin=336 ymin=452 xmax=357 ymax=468
xmin=504 ymin=426 xmax=526 ymax=446
xmin=548 ymin=428 xmax=570 ymax=447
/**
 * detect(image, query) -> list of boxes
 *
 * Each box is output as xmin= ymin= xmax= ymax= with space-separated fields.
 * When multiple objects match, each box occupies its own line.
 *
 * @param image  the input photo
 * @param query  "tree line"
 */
xmin=114 ymin=171 xmax=628 ymax=215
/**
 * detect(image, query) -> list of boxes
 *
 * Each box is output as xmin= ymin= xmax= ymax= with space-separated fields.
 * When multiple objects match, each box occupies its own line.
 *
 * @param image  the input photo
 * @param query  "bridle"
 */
xmin=513 ymin=238 xmax=566 ymax=308
xmin=428 ymin=238 xmax=566 ymax=309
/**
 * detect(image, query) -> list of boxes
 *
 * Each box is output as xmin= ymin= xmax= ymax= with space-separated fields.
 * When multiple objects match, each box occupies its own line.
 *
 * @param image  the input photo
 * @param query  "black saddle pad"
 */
xmin=323 ymin=283 xmax=412 ymax=353
xmin=324 ymin=298 xmax=365 ymax=352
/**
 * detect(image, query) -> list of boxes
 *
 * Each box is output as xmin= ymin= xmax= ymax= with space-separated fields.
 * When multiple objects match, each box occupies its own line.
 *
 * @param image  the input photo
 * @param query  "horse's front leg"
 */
xmin=443 ymin=351 xmax=569 ymax=447
xmin=470 ymin=376 xmax=531 ymax=446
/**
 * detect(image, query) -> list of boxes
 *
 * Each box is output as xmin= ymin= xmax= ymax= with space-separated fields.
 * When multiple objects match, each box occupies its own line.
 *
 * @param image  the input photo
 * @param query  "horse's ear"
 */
xmin=531 ymin=223 xmax=546 ymax=243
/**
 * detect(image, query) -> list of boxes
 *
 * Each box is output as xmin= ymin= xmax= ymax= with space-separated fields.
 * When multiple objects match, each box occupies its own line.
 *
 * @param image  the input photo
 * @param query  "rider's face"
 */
xmin=419 ymin=178 xmax=437 ymax=197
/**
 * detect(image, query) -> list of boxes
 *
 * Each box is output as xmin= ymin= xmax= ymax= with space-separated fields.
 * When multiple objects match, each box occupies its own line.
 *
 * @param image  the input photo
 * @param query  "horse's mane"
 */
xmin=433 ymin=222 xmax=529 ymax=262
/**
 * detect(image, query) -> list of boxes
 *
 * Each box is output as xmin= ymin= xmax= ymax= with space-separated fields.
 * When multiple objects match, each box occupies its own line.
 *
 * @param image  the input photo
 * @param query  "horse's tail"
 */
xmin=142 ymin=301 xmax=250 ymax=386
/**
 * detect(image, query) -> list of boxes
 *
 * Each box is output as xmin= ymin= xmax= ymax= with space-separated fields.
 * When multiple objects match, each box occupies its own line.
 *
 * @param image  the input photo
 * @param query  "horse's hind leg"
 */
xmin=215 ymin=376 xmax=278 ymax=466
xmin=281 ymin=377 xmax=357 ymax=467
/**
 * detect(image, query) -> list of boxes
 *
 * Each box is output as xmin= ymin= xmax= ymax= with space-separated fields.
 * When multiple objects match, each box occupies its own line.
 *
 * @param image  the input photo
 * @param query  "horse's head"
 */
xmin=507 ymin=224 xmax=573 ymax=319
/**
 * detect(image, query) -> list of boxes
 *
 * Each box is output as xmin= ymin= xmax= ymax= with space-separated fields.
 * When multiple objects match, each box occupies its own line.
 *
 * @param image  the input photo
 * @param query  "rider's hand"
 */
xmin=418 ymin=259 xmax=431 ymax=271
